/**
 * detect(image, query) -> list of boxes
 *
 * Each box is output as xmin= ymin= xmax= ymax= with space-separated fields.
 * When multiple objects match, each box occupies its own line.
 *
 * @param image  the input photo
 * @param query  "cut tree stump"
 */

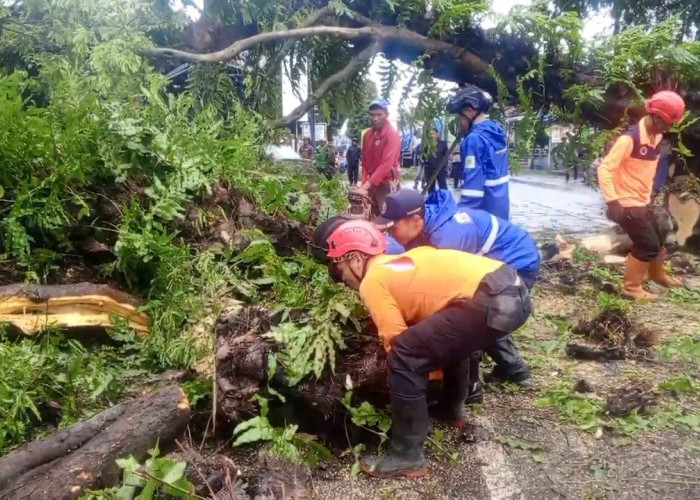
xmin=548 ymin=232 xmax=633 ymax=262
xmin=0 ymin=385 xmax=190 ymax=500
xmin=667 ymin=192 xmax=700 ymax=247
xmin=0 ymin=282 xmax=150 ymax=336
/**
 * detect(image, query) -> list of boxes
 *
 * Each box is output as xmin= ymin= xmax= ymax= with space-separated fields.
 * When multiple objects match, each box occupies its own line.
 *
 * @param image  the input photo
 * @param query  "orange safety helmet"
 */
xmin=645 ymin=91 xmax=685 ymax=124
xmin=326 ymin=220 xmax=387 ymax=259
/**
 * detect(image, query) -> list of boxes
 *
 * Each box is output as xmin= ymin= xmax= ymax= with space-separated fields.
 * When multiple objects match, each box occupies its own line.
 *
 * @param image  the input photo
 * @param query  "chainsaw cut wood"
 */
xmin=0 ymin=283 xmax=150 ymax=336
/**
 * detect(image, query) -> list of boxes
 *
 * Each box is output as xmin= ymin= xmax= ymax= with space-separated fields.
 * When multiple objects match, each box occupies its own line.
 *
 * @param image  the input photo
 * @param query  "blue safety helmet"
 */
xmin=446 ymin=86 xmax=493 ymax=114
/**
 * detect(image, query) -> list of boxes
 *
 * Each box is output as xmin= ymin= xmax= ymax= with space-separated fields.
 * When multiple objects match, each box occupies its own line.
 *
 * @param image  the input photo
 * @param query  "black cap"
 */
xmin=375 ymin=190 xmax=425 ymax=227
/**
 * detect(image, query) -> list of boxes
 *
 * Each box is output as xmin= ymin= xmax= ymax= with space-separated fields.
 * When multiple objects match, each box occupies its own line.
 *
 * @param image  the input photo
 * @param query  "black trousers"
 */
xmin=423 ymin=166 xmax=448 ymax=192
xmin=388 ymin=301 xmax=500 ymax=399
xmin=451 ymin=162 xmax=463 ymax=189
xmin=613 ymin=205 xmax=661 ymax=262
xmin=347 ymin=162 xmax=359 ymax=185
xmin=387 ymin=268 xmax=531 ymax=400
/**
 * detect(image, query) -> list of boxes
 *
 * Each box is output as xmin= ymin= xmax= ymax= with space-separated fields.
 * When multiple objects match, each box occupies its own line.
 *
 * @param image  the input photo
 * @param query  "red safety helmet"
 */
xmin=645 ymin=91 xmax=685 ymax=124
xmin=326 ymin=220 xmax=387 ymax=259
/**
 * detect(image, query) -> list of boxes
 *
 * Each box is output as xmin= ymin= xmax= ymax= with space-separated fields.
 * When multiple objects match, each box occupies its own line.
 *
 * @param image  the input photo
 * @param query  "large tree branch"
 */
xmin=264 ymin=6 xmax=335 ymax=80
xmin=144 ymin=21 xmax=488 ymax=75
xmin=268 ymin=42 xmax=379 ymax=128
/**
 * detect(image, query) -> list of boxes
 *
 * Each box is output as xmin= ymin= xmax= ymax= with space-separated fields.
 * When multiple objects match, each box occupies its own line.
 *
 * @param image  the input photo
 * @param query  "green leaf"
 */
xmin=495 ymin=435 xmax=543 ymax=451
xmin=160 ymin=460 xmax=186 ymax=484
xmin=138 ymin=477 xmax=158 ymax=500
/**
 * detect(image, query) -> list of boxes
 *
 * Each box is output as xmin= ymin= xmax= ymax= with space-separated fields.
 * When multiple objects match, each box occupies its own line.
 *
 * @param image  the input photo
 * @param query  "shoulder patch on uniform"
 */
xmin=381 ymin=256 xmax=415 ymax=272
xmin=453 ymin=211 xmax=473 ymax=224
xmin=465 ymin=155 xmax=476 ymax=169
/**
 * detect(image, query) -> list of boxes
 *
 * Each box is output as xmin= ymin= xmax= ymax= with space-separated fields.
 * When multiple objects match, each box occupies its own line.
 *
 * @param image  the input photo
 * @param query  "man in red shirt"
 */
xmin=357 ymin=99 xmax=401 ymax=217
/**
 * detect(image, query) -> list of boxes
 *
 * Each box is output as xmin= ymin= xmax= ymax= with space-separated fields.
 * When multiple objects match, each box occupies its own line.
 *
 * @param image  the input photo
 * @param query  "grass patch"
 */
xmin=659 ymin=335 xmax=700 ymax=366
xmin=668 ymin=287 xmax=700 ymax=304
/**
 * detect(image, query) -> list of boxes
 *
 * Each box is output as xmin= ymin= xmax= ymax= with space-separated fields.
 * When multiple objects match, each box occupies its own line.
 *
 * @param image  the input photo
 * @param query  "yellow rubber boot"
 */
xmin=623 ymin=255 xmax=659 ymax=301
xmin=648 ymin=248 xmax=684 ymax=287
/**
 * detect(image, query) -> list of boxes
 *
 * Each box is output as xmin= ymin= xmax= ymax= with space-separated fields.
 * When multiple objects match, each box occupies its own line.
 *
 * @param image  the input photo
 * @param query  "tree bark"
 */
xmin=0 ymin=385 xmax=190 ymax=500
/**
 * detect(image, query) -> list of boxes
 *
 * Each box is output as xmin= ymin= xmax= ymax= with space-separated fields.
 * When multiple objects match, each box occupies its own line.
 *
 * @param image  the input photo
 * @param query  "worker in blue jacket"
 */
xmin=377 ymin=189 xmax=538 ymax=401
xmin=447 ymin=86 xmax=511 ymax=220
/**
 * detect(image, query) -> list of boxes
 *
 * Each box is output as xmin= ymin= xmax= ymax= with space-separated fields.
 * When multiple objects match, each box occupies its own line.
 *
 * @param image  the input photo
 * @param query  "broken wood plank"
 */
xmin=0 ymin=283 xmax=150 ymax=336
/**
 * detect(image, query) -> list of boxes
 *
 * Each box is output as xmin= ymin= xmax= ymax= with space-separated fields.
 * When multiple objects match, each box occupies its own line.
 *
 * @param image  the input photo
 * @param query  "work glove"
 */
xmin=605 ymin=200 xmax=625 ymax=223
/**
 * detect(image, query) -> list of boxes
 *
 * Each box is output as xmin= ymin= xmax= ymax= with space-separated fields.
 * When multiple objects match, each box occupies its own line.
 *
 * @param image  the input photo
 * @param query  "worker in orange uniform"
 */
xmin=356 ymin=99 xmax=401 ymax=216
xmin=598 ymin=91 xmax=686 ymax=300
xmin=326 ymin=220 xmax=531 ymax=479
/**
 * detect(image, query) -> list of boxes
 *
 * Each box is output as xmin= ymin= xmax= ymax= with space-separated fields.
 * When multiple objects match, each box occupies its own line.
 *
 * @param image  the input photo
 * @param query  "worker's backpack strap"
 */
xmin=624 ymin=125 xmax=661 ymax=162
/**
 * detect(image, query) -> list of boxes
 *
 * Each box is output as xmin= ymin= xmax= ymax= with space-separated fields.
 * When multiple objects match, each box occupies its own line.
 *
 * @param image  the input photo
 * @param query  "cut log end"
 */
xmin=0 ymin=385 xmax=190 ymax=499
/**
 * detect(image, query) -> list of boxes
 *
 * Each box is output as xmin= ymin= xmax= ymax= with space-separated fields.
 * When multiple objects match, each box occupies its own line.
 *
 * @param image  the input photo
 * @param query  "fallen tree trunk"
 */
xmin=0 ymin=282 xmax=150 ymax=336
xmin=0 ymin=385 xmax=190 ymax=499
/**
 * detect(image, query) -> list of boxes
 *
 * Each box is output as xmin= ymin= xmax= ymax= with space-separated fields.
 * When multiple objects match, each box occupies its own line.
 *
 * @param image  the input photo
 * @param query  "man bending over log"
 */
xmin=598 ymin=91 xmax=686 ymax=300
xmin=376 ymin=188 xmax=539 ymax=401
xmin=325 ymin=220 xmax=532 ymax=479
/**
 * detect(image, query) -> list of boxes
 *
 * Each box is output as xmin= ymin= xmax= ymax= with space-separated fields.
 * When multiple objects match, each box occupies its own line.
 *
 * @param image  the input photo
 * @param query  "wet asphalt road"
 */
xmin=403 ymin=172 xmax=615 ymax=237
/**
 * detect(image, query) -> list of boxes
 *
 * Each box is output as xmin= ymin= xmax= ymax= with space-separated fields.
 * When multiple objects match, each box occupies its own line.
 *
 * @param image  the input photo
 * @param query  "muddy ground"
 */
xmin=307 ymin=253 xmax=700 ymax=500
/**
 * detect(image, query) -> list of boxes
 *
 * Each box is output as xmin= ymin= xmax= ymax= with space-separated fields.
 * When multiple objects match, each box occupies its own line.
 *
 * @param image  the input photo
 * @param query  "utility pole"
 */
xmin=308 ymin=52 xmax=316 ymax=150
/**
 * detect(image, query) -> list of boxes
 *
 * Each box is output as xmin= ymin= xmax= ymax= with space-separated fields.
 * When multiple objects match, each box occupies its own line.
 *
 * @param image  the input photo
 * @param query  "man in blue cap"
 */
xmin=447 ymin=86 xmax=511 ymax=220
xmin=376 ymin=189 xmax=539 ymax=399
xmin=357 ymin=98 xmax=401 ymax=217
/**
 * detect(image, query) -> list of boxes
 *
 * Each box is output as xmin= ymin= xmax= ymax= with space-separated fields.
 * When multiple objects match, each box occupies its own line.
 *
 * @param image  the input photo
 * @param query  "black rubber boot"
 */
xmin=484 ymin=336 xmax=531 ymax=385
xmin=465 ymin=352 xmax=484 ymax=405
xmin=429 ymin=358 xmax=474 ymax=428
xmin=363 ymin=396 xmax=428 ymax=479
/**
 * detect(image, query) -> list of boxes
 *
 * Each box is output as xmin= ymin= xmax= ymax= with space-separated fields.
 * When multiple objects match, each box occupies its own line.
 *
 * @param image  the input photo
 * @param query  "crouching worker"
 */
xmin=598 ymin=90 xmax=685 ymax=300
xmin=326 ymin=220 xmax=532 ymax=479
xmin=378 ymin=189 xmax=538 ymax=392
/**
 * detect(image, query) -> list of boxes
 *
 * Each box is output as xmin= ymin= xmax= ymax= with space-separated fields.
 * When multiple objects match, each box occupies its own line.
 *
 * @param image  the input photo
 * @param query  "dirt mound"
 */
xmin=567 ymin=307 xmax=659 ymax=362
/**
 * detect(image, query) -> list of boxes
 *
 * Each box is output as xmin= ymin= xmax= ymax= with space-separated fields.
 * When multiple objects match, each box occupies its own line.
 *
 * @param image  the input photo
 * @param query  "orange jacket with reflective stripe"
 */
xmin=598 ymin=118 xmax=662 ymax=207
xmin=358 ymin=246 xmax=504 ymax=352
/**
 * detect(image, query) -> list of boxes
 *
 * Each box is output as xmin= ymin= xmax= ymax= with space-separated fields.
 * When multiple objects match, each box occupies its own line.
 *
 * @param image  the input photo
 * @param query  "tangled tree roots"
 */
xmin=169 ymin=446 xmax=313 ymax=500
xmin=172 ymin=183 xmax=315 ymax=258
xmin=540 ymin=260 xmax=618 ymax=295
xmin=216 ymin=305 xmax=274 ymax=423
xmin=567 ymin=307 xmax=659 ymax=362
xmin=605 ymin=382 xmax=657 ymax=417
xmin=215 ymin=305 xmax=389 ymax=430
